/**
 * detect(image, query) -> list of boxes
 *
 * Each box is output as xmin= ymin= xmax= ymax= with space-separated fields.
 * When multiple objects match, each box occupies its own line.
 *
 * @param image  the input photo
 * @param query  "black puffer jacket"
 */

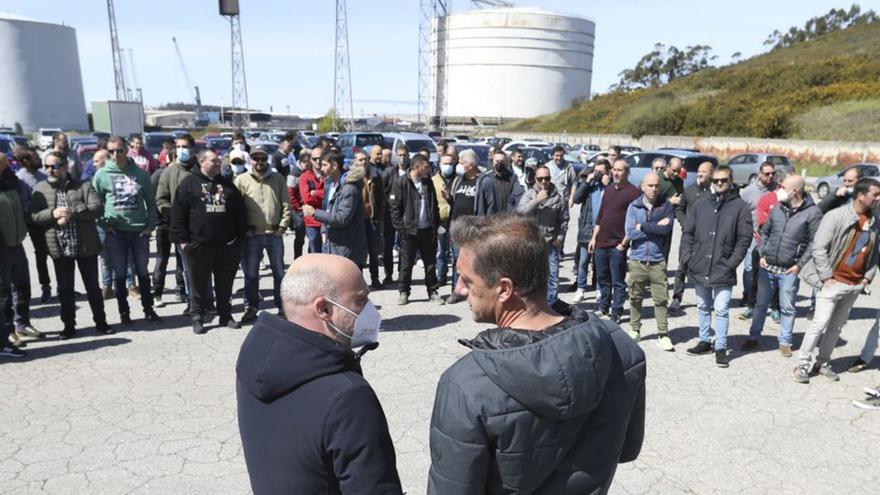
xmin=758 ymin=196 xmax=823 ymax=268
xmin=236 ymin=314 xmax=402 ymax=495
xmin=428 ymin=307 xmax=646 ymax=495
xmin=681 ymin=189 xmax=753 ymax=287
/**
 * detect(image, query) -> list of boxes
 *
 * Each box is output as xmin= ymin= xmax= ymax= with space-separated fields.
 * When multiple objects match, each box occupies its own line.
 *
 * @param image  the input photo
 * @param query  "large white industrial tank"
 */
xmin=432 ymin=7 xmax=595 ymax=122
xmin=0 ymin=14 xmax=88 ymax=132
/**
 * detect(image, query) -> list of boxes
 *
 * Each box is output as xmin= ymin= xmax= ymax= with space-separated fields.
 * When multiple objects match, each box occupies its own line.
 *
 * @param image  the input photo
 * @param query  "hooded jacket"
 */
xmin=236 ymin=313 xmax=402 ymax=495
xmin=169 ymin=169 xmax=245 ymax=246
xmin=475 ymin=168 xmax=525 ymax=216
xmin=758 ymin=195 xmax=822 ymax=269
xmin=428 ymin=307 xmax=646 ymax=495
xmin=91 ymin=159 xmax=157 ymax=232
xmin=30 ymin=176 xmax=103 ymax=258
xmin=0 ymin=168 xmax=27 ymax=247
xmin=315 ymin=167 xmax=367 ymax=266
xmin=234 ymin=169 xmax=292 ymax=235
xmin=156 ymin=158 xmax=197 ymax=216
xmin=516 ymin=183 xmax=569 ymax=244
xmin=680 ymin=188 xmax=753 ymax=287
xmin=799 ymin=202 xmax=880 ymax=289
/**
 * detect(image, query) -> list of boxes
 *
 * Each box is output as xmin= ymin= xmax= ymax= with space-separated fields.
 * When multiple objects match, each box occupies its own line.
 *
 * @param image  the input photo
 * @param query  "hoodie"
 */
xmin=314 ymin=166 xmax=367 ymax=266
xmin=91 ymin=159 xmax=157 ymax=232
xmin=169 ymin=169 xmax=245 ymax=246
xmin=236 ymin=313 xmax=402 ymax=495
xmin=428 ymin=307 xmax=646 ymax=494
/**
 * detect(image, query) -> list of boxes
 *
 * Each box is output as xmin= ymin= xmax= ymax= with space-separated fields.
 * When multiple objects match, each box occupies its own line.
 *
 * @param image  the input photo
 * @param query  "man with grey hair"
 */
xmin=236 ymin=254 xmax=402 ymax=494
xmin=445 ymin=149 xmax=480 ymax=304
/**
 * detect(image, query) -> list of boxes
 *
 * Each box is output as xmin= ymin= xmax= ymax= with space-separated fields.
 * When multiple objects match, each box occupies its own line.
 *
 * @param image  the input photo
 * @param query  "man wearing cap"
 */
xmin=223 ymin=149 xmax=251 ymax=179
xmin=235 ymin=145 xmax=291 ymax=324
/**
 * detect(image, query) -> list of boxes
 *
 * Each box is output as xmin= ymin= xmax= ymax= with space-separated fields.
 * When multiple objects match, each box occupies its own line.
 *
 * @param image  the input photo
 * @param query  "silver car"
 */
xmin=727 ymin=153 xmax=795 ymax=186
xmin=812 ymin=163 xmax=880 ymax=199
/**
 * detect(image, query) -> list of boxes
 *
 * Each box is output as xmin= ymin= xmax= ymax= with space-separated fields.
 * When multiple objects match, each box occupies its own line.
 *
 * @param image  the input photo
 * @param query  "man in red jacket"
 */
xmin=287 ymin=149 xmax=308 ymax=259
xmin=300 ymin=148 xmax=325 ymax=253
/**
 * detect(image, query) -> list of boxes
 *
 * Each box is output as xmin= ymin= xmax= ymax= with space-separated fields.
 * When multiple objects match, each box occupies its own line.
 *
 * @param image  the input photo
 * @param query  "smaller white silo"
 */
xmin=0 ymin=13 xmax=89 ymax=132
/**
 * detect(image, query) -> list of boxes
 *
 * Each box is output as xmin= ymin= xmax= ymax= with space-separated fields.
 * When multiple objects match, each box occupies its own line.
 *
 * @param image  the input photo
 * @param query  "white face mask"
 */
xmin=326 ymin=299 xmax=381 ymax=348
xmin=231 ymin=163 xmax=247 ymax=175
xmin=776 ymin=188 xmax=790 ymax=203
xmin=440 ymin=164 xmax=454 ymax=176
xmin=455 ymin=164 xmax=466 ymax=177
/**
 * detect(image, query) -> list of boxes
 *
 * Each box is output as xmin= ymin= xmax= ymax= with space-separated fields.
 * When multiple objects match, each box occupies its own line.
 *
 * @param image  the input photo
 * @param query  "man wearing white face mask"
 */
xmin=236 ymin=253 xmax=401 ymax=494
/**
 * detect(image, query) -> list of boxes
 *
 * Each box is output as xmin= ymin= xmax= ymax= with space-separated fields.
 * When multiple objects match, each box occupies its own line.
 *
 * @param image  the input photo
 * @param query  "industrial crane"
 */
xmin=172 ymin=37 xmax=208 ymax=126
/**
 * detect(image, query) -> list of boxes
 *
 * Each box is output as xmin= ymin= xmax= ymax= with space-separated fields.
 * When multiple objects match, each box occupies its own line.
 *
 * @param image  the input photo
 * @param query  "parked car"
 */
xmin=0 ymin=135 xmax=15 ymax=160
xmin=36 ymin=128 xmax=62 ymax=150
xmin=1 ymin=133 xmax=30 ymax=149
xmin=501 ymin=140 xmax=552 ymax=154
xmin=382 ymin=132 xmax=438 ymax=166
xmin=659 ymin=146 xmax=701 ymax=153
xmin=91 ymin=131 xmax=110 ymax=141
xmin=143 ymin=132 xmax=176 ymax=159
xmin=453 ymin=143 xmax=492 ymax=168
xmin=812 ymin=163 xmax=880 ymax=199
xmin=256 ymin=131 xmax=287 ymax=144
xmin=69 ymin=136 xmax=98 ymax=152
xmin=204 ymin=136 xmax=233 ymax=158
xmin=77 ymin=144 xmax=99 ymax=165
xmin=332 ymin=132 xmax=384 ymax=165
xmin=727 ymin=153 xmax=795 ymax=186
xmin=619 ymin=145 xmax=642 ymax=153
xmin=625 ymin=150 xmax=719 ymax=188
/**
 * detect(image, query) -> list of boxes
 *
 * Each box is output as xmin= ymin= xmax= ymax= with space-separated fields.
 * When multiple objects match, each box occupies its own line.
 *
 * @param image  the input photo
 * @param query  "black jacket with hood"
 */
xmin=427 ymin=307 xmax=646 ymax=495
xmin=170 ymin=169 xmax=246 ymax=246
xmin=236 ymin=313 xmax=402 ymax=495
xmin=680 ymin=187 xmax=753 ymax=288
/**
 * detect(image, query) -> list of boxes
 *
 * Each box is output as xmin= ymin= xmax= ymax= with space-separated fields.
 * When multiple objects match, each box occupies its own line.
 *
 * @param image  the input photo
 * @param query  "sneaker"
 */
xmin=397 ymin=293 xmax=409 ymax=305
xmin=446 ymin=293 xmax=464 ymax=305
xmin=370 ymin=280 xmax=384 ymax=290
xmin=572 ymin=288 xmax=585 ymax=303
xmin=120 ymin=313 xmax=133 ymax=326
xmin=96 ymin=322 xmax=115 ymax=335
xmin=848 ymin=358 xmax=869 ymax=373
xmin=40 ymin=285 xmax=52 ymax=303
xmin=59 ymin=327 xmax=76 ymax=340
xmin=429 ymin=292 xmax=444 ymax=304
xmin=220 ymin=317 xmax=241 ymax=329
xmin=595 ymin=309 xmax=608 ymax=318
xmin=102 ymin=286 xmax=115 ymax=300
xmin=668 ymin=299 xmax=684 ymax=315
xmin=657 ymin=335 xmax=674 ymax=351
xmin=778 ymin=345 xmax=792 ymax=358
xmin=715 ymin=349 xmax=729 ymax=368
xmin=241 ymin=307 xmax=259 ymax=324
xmin=687 ymin=341 xmax=713 ymax=356
xmin=144 ymin=309 xmax=162 ymax=322
xmin=738 ymin=307 xmax=753 ymax=320
xmin=626 ymin=330 xmax=641 ymax=342
xmin=128 ymin=286 xmax=141 ymax=299
xmin=811 ymin=362 xmax=839 ymax=381
xmin=770 ymin=309 xmax=781 ymax=323
xmin=864 ymin=385 xmax=880 ymax=397
xmin=0 ymin=345 xmax=26 ymax=358
xmin=192 ymin=320 xmax=206 ymax=335
xmin=610 ymin=313 xmax=622 ymax=324
xmin=739 ymin=339 xmax=759 ymax=351
xmin=791 ymin=364 xmax=810 ymax=383
xmin=852 ymin=396 xmax=880 ymax=410
xmin=15 ymin=325 xmax=43 ymax=339
xmin=154 ymin=297 xmax=166 ymax=308
xmin=9 ymin=333 xmax=26 ymax=348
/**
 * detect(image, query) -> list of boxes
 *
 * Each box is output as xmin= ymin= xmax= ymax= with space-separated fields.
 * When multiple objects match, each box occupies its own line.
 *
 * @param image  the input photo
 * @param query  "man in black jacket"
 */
xmin=670 ymin=160 xmax=714 ymax=313
xmin=429 ymin=214 xmax=645 ymax=494
xmin=681 ymin=165 xmax=752 ymax=367
xmin=170 ymin=149 xmax=246 ymax=334
xmin=475 ymin=150 xmax=525 ymax=215
xmin=390 ymin=154 xmax=442 ymax=305
xmin=381 ymin=147 xmax=408 ymax=285
xmin=236 ymin=253 xmax=402 ymax=495
xmin=818 ymin=165 xmax=862 ymax=213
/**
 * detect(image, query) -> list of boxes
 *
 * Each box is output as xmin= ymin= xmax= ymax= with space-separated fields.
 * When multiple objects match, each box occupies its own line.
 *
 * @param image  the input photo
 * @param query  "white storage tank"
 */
xmin=431 ymin=7 xmax=595 ymax=122
xmin=0 ymin=13 xmax=88 ymax=132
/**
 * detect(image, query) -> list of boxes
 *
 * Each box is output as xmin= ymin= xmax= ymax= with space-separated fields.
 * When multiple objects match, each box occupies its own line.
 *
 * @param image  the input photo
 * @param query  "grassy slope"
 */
xmin=508 ymin=23 xmax=880 ymax=141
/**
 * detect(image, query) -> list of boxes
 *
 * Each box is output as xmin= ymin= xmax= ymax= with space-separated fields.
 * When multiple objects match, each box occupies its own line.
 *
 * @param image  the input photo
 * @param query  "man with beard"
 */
xmin=475 ymin=150 xmax=524 ymax=215
xmin=30 ymin=152 xmax=111 ymax=338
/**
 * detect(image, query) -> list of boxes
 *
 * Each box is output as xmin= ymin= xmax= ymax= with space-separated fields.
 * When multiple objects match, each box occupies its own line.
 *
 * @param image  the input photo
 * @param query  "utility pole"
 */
xmin=220 ymin=1 xmax=251 ymax=130
xmin=127 ymin=48 xmax=141 ymax=101
xmin=106 ymin=0 xmax=127 ymax=101
xmin=419 ymin=0 xmax=449 ymax=131
xmin=333 ymin=0 xmax=354 ymax=131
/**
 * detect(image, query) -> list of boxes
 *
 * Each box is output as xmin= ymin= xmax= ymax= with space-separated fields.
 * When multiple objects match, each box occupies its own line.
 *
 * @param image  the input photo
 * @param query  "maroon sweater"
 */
xmin=595 ymin=182 xmax=641 ymax=248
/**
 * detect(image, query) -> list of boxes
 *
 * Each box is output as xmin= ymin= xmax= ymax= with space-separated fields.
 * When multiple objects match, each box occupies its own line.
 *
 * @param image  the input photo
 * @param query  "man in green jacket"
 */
xmin=31 ymin=152 xmax=111 ymax=338
xmin=91 ymin=136 xmax=161 ymax=325
xmin=234 ymin=145 xmax=291 ymax=323
xmin=0 ymin=154 xmax=30 ymax=358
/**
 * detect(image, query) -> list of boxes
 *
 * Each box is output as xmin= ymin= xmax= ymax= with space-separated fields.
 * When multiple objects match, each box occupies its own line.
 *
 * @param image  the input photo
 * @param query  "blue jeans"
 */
xmin=742 ymin=238 xmax=756 ymax=301
xmin=104 ymin=229 xmax=154 ymax=315
xmin=694 ymin=284 xmax=732 ymax=351
xmin=436 ymin=225 xmax=450 ymax=283
xmin=3 ymin=245 xmax=30 ymax=329
xmin=547 ymin=244 xmax=561 ymax=303
xmin=595 ymin=246 xmax=627 ymax=315
xmin=577 ymin=243 xmax=592 ymax=290
xmin=98 ymin=226 xmax=134 ymax=288
xmin=450 ymin=241 xmax=461 ymax=290
xmin=243 ymin=234 xmax=285 ymax=310
xmin=306 ymin=226 xmax=323 ymax=254
xmin=749 ymin=269 xmax=799 ymax=346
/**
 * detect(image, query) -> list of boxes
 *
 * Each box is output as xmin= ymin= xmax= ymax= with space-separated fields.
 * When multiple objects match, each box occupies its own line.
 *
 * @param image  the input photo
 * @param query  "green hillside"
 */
xmin=508 ymin=22 xmax=880 ymax=141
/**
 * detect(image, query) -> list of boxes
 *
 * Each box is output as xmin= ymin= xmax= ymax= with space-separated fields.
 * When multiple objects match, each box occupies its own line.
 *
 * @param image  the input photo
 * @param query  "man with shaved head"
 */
xmin=236 ymin=253 xmax=402 ymax=494
xmin=741 ymin=174 xmax=822 ymax=356
xmin=624 ymin=171 xmax=676 ymax=349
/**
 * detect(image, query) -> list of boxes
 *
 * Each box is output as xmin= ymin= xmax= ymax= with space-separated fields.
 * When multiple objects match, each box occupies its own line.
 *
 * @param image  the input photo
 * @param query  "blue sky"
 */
xmin=2 ymin=0 xmax=878 ymax=117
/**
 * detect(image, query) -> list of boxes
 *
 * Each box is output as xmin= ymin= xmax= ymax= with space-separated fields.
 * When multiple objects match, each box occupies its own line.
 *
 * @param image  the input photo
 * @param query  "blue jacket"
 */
xmin=625 ymin=195 xmax=674 ymax=262
xmin=571 ymin=177 xmax=605 ymax=244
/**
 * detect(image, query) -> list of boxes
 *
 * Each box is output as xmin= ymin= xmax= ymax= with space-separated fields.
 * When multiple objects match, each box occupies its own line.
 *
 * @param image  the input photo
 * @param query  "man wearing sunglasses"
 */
xmin=517 ymin=164 xmax=569 ymax=305
xmin=739 ymin=162 xmax=780 ymax=319
xmin=681 ymin=165 xmax=752 ymax=367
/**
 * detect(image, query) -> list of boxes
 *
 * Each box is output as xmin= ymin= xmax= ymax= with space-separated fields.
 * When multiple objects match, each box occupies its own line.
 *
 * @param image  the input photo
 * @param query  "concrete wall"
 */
xmin=500 ymin=132 xmax=880 ymax=167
